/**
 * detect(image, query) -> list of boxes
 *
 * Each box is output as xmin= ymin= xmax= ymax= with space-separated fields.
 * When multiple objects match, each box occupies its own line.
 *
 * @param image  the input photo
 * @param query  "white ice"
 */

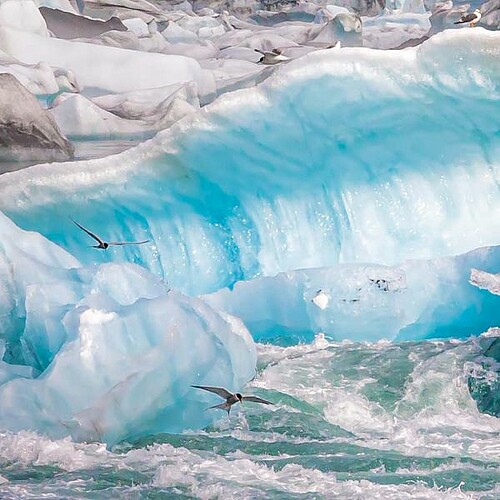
xmin=470 ymin=268 xmax=500 ymax=296
xmin=0 ymin=210 xmax=256 ymax=444
xmin=0 ymin=26 xmax=203 ymax=93
xmin=50 ymin=93 xmax=150 ymax=138
xmin=204 ymin=246 xmax=500 ymax=343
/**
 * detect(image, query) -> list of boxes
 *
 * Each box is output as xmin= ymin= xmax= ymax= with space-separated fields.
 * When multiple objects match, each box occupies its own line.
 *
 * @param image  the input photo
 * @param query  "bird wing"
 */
xmin=254 ymin=48 xmax=266 ymax=55
xmin=241 ymin=395 xmax=274 ymax=405
xmin=108 ymin=240 xmax=150 ymax=246
xmin=191 ymin=385 xmax=233 ymax=399
xmin=460 ymin=12 xmax=477 ymax=22
xmin=72 ymin=219 xmax=104 ymax=245
xmin=207 ymin=402 xmax=231 ymax=411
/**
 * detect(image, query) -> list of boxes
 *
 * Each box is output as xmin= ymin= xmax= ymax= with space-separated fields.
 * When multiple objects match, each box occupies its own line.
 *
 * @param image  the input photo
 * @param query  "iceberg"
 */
xmin=480 ymin=0 xmax=500 ymax=30
xmin=0 ymin=0 xmax=49 ymax=37
xmin=91 ymin=82 xmax=200 ymax=128
xmin=0 ymin=30 xmax=498 ymax=297
xmin=50 ymin=93 xmax=151 ymax=138
xmin=0 ymin=73 xmax=74 ymax=161
xmin=0 ymin=210 xmax=256 ymax=444
xmin=470 ymin=268 xmax=500 ymax=296
xmin=0 ymin=26 xmax=202 ymax=93
xmin=203 ymin=246 xmax=500 ymax=344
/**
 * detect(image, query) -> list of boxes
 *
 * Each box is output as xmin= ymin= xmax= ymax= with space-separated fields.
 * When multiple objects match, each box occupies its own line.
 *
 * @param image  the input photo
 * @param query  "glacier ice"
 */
xmin=0 ymin=25 xmax=203 ymax=93
xmin=50 ymin=93 xmax=151 ymax=139
xmin=91 ymin=82 xmax=200 ymax=130
xmin=0 ymin=30 xmax=497 ymax=296
xmin=0 ymin=73 xmax=74 ymax=161
xmin=363 ymin=12 xmax=431 ymax=49
xmin=480 ymin=0 xmax=500 ymax=30
xmin=0 ymin=51 xmax=79 ymax=98
xmin=0 ymin=0 xmax=49 ymax=37
xmin=0 ymin=210 xmax=256 ymax=444
xmin=470 ymin=268 xmax=500 ymax=296
xmin=203 ymin=245 xmax=500 ymax=344
xmin=311 ymin=13 xmax=363 ymax=47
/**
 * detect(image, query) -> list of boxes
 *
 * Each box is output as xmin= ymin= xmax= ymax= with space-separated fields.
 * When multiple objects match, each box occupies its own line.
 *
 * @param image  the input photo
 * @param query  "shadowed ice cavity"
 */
xmin=0 ymin=211 xmax=256 ymax=444
xmin=203 ymin=245 xmax=500 ymax=344
xmin=0 ymin=30 xmax=498 ymax=296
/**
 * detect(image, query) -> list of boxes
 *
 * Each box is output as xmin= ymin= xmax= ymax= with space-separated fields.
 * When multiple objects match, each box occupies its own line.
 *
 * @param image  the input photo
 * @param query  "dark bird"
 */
xmin=72 ymin=219 xmax=150 ymax=250
xmin=454 ymin=9 xmax=481 ymax=26
xmin=191 ymin=385 xmax=274 ymax=415
xmin=255 ymin=48 xmax=291 ymax=65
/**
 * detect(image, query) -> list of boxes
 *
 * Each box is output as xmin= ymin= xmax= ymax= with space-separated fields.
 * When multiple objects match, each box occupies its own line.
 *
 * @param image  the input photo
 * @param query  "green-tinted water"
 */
xmin=0 ymin=336 xmax=498 ymax=499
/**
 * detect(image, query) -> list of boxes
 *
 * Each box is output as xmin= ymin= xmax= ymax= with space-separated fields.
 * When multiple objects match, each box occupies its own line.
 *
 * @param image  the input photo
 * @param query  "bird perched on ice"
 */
xmin=255 ymin=48 xmax=291 ymax=65
xmin=454 ymin=9 xmax=481 ymax=27
xmin=191 ymin=385 xmax=274 ymax=415
xmin=72 ymin=219 xmax=150 ymax=250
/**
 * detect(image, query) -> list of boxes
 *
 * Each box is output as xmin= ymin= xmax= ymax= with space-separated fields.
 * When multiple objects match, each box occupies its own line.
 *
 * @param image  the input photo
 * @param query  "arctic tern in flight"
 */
xmin=72 ymin=219 xmax=150 ymax=250
xmin=191 ymin=385 xmax=274 ymax=415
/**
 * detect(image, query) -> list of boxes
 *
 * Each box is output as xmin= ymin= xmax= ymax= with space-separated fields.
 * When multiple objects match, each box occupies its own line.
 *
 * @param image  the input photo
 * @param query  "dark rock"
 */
xmin=39 ymin=7 xmax=127 ymax=40
xmin=0 ymin=74 xmax=74 ymax=162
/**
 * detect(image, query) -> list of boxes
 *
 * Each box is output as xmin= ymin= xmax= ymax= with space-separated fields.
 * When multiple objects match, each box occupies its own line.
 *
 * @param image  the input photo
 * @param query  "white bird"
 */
xmin=255 ymin=48 xmax=291 ymax=65
xmin=72 ymin=220 xmax=149 ymax=250
xmin=454 ymin=8 xmax=481 ymax=27
xmin=191 ymin=385 xmax=274 ymax=415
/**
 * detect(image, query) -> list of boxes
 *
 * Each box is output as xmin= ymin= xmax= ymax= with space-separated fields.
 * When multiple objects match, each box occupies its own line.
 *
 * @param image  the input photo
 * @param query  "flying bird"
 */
xmin=454 ymin=9 xmax=481 ymax=27
xmin=255 ymin=48 xmax=291 ymax=65
xmin=72 ymin=219 xmax=150 ymax=250
xmin=191 ymin=385 xmax=274 ymax=415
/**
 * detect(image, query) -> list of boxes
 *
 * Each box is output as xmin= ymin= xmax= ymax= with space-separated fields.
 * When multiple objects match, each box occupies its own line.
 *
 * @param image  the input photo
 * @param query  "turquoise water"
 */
xmin=0 ymin=31 xmax=498 ymax=498
xmin=0 ymin=335 xmax=498 ymax=498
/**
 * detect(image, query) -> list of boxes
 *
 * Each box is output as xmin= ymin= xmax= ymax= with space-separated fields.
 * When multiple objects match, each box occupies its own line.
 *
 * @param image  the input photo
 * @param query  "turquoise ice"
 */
xmin=0 ymin=30 xmax=498 ymax=296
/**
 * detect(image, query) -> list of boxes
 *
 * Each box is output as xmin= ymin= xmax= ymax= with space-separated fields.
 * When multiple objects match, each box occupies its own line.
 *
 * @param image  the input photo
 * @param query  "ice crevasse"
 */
xmin=0 ymin=30 xmax=498 ymax=297
xmin=0 ymin=211 xmax=257 ymax=445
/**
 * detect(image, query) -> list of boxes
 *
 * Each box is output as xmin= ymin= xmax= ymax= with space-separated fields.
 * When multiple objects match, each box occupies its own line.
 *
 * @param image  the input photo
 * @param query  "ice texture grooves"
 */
xmin=0 ymin=30 xmax=498 ymax=295
xmin=203 ymin=245 xmax=500 ymax=344
xmin=0 ymin=211 xmax=256 ymax=444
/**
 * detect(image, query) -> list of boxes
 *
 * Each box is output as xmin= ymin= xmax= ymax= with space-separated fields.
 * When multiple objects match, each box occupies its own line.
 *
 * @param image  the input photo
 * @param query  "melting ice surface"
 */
xmin=204 ymin=245 xmax=500 ymax=344
xmin=0 ymin=30 xmax=498 ymax=296
xmin=0 ymin=27 xmax=499 ymax=498
xmin=0 ymin=211 xmax=256 ymax=444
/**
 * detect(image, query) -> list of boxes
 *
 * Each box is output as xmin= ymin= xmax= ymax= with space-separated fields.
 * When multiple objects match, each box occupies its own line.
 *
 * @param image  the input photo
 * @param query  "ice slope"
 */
xmin=0 ymin=73 xmax=74 ymax=161
xmin=203 ymin=245 xmax=500 ymax=344
xmin=0 ymin=211 xmax=256 ymax=444
xmin=0 ymin=0 xmax=49 ymax=37
xmin=0 ymin=30 xmax=498 ymax=296
xmin=0 ymin=26 xmax=202 ymax=93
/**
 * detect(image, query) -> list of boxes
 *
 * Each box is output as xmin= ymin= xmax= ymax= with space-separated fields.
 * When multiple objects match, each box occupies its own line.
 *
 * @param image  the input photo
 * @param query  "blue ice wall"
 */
xmin=0 ymin=30 xmax=498 ymax=296
xmin=0 ymin=211 xmax=256 ymax=444
xmin=203 ymin=245 xmax=500 ymax=344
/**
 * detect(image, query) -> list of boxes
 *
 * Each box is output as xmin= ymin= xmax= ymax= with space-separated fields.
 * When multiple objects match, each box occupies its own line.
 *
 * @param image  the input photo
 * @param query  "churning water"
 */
xmin=0 ymin=334 xmax=498 ymax=499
